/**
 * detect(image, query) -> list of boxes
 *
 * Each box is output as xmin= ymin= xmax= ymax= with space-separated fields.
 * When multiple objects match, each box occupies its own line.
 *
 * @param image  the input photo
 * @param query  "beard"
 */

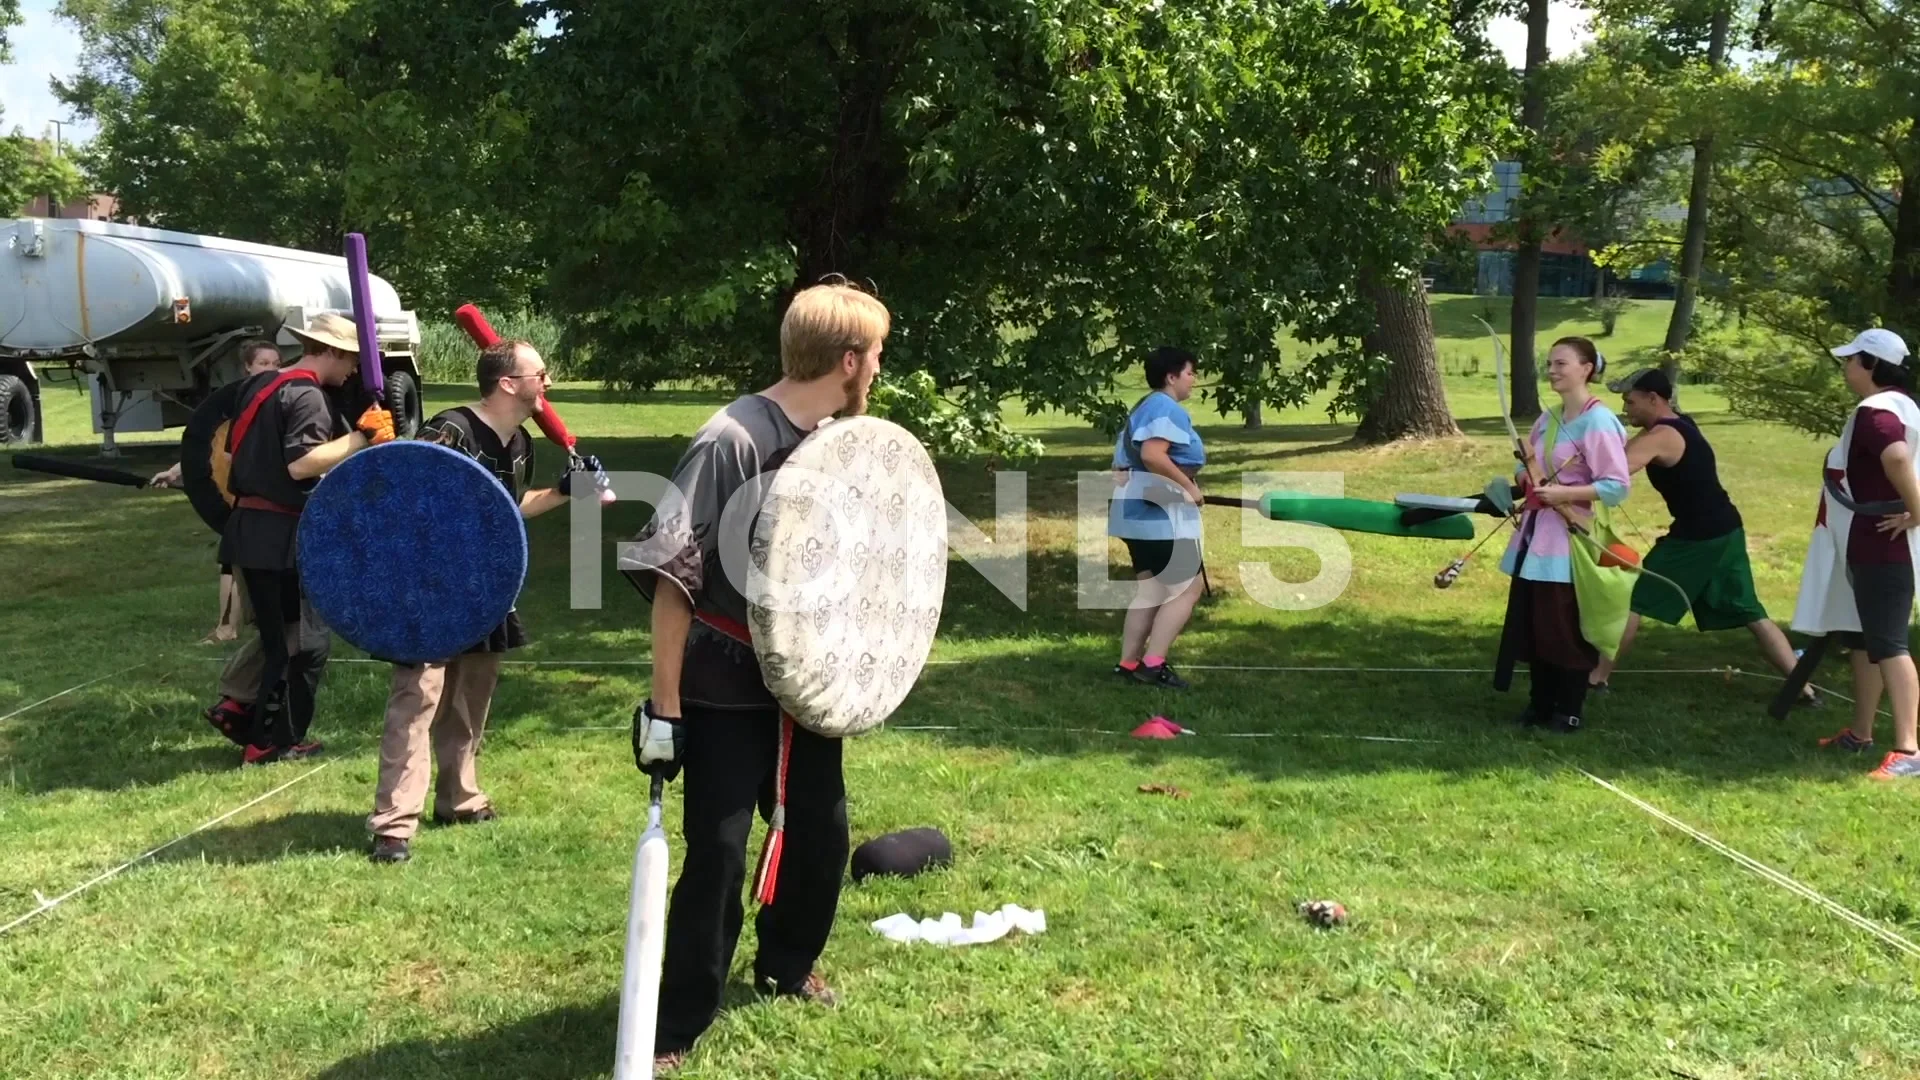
xmin=842 ymin=373 xmax=870 ymax=416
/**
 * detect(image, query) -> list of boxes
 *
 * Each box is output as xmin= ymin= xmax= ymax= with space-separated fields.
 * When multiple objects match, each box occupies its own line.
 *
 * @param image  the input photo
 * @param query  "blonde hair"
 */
xmin=779 ymin=282 xmax=891 ymax=381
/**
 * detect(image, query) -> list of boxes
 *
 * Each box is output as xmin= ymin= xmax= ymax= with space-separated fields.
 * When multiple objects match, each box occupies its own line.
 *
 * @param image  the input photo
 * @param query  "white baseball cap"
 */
xmin=1832 ymin=327 xmax=1910 ymax=366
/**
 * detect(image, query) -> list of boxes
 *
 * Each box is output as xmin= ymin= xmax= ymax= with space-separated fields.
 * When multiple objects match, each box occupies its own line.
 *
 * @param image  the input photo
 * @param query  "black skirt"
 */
xmin=382 ymin=610 xmax=526 ymax=669
xmin=1501 ymin=576 xmax=1597 ymax=672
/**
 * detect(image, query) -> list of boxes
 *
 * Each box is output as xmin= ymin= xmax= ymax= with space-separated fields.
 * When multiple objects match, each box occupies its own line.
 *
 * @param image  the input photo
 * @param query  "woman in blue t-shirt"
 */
xmin=1108 ymin=346 xmax=1206 ymax=689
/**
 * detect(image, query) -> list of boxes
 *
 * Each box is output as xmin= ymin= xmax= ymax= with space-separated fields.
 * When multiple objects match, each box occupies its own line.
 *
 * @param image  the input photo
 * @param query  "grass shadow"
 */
xmin=311 ymin=983 xmax=766 ymax=1079
xmin=312 ymin=998 xmax=621 ymax=1080
xmin=155 ymin=809 xmax=368 ymax=866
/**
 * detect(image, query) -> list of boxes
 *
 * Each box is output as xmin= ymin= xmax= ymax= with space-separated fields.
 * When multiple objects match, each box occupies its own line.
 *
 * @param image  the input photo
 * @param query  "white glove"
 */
xmin=632 ymin=699 xmax=684 ymax=781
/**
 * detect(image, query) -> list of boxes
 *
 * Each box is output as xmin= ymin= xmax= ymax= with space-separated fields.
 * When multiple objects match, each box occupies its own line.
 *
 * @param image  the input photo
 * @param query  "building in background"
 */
xmin=1428 ymin=160 xmax=1678 ymax=299
xmin=20 ymin=192 xmax=119 ymax=220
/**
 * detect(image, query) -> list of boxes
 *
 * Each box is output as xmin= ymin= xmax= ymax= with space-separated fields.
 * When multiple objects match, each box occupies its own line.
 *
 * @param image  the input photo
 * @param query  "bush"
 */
xmin=867 ymin=370 xmax=1044 ymax=464
xmin=1689 ymin=327 xmax=1852 ymax=438
xmin=1591 ymin=290 xmax=1631 ymax=337
xmin=416 ymin=313 xmax=586 ymax=386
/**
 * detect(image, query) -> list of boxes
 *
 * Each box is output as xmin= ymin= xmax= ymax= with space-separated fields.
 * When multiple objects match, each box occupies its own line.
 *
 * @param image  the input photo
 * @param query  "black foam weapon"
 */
xmin=10 ymin=454 xmax=153 ymax=489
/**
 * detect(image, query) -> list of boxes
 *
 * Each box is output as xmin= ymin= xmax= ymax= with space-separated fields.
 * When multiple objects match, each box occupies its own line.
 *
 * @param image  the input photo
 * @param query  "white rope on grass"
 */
xmin=231 ymin=656 xmax=1747 ymax=677
xmin=0 ymin=661 xmax=155 ymax=724
xmin=1577 ymin=768 xmax=1920 ymax=961
xmin=889 ymin=724 xmax=1443 ymax=743
xmin=553 ymin=722 xmax=1441 ymax=743
xmin=0 ymin=763 xmax=332 ymax=938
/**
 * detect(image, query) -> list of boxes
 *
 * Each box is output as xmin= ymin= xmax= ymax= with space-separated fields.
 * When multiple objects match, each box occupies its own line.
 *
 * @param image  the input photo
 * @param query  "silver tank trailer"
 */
xmin=0 ymin=217 xmax=423 ymax=450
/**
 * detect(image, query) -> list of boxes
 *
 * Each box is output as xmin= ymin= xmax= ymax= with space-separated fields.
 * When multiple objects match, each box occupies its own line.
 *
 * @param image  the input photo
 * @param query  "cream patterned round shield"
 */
xmin=746 ymin=416 xmax=948 ymax=737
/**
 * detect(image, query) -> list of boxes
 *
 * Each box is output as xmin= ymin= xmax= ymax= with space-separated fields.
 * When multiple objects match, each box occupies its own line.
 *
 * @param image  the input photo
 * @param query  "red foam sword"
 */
xmin=455 ymin=303 xmax=613 ymax=504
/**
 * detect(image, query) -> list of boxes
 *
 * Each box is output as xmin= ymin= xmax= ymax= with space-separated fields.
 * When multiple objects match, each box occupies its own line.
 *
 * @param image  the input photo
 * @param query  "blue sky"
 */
xmin=1 ymin=0 xmax=89 ymax=141
xmin=1 ymin=0 xmax=1584 ymax=149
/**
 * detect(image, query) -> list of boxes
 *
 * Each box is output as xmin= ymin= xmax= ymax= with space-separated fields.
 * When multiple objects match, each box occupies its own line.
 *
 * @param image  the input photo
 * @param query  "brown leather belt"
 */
xmin=235 ymin=495 xmax=300 ymax=516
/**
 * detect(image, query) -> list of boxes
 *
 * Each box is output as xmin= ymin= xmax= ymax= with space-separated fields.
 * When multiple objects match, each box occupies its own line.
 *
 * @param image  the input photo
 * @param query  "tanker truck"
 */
xmin=1 ymin=217 xmax=424 ymax=452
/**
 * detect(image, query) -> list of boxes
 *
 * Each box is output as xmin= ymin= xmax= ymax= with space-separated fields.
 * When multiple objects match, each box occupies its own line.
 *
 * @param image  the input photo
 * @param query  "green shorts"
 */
xmin=1630 ymin=526 xmax=1769 ymax=631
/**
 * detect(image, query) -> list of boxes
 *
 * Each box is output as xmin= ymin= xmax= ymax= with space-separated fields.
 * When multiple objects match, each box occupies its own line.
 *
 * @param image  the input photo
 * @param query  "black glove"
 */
xmin=558 ymin=453 xmax=608 ymax=497
xmin=632 ymin=698 xmax=685 ymax=781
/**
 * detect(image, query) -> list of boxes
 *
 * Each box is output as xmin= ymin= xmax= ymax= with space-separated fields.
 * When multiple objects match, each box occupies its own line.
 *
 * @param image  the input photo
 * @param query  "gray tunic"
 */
xmin=623 ymin=394 xmax=809 ymax=711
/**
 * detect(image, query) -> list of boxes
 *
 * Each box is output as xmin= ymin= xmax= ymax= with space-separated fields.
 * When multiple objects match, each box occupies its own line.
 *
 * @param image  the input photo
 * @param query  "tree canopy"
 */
xmin=57 ymin=0 xmax=1509 ymax=443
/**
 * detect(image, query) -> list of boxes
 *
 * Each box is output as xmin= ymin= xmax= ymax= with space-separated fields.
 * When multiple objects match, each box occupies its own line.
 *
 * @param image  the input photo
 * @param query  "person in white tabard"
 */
xmin=1792 ymin=327 xmax=1920 ymax=778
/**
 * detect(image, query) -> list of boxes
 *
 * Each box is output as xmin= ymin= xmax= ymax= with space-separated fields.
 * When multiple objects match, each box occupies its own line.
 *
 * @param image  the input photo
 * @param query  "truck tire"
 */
xmin=0 ymin=374 xmax=34 ymax=445
xmin=383 ymin=369 xmax=422 ymax=439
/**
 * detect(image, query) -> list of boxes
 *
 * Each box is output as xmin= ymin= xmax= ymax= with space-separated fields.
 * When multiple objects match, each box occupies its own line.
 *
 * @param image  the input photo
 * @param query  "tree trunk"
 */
xmin=1355 ymin=158 xmax=1459 ymax=443
xmin=1243 ymin=364 xmax=1264 ymax=430
xmin=1890 ymin=171 xmax=1920 ymax=333
xmin=1356 ymin=270 xmax=1461 ymax=442
xmin=1510 ymin=244 xmax=1543 ymax=418
xmin=1890 ymin=117 xmax=1920 ymax=332
xmin=1661 ymin=2 xmax=1731 ymax=399
xmin=1508 ymin=0 xmax=1551 ymax=421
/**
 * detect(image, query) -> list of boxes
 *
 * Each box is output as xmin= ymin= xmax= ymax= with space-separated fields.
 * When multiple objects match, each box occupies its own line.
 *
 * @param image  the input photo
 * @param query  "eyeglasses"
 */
xmin=504 ymin=371 xmax=551 ymax=383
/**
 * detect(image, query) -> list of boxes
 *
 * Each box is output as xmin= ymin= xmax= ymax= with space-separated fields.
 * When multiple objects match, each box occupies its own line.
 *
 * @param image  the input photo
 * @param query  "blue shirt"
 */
xmin=1108 ymin=392 xmax=1206 ymax=540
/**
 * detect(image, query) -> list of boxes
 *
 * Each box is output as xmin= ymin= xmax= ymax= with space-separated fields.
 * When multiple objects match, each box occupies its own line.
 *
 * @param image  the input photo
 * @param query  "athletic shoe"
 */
xmin=1112 ymin=663 xmax=1140 ymax=678
xmin=761 ymin=971 xmax=839 ymax=1008
xmin=1868 ymin=751 xmax=1920 ymax=780
xmin=432 ymin=806 xmax=498 ymax=827
xmin=653 ymin=1051 xmax=687 ymax=1074
xmin=1548 ymin=712 xmax=1583 ymax=735
xmin=369 ymin=837 xmax=410 ymax=864
xmin=1818 ymin=729 xmax=1874 ymax=752
xmin=241 ymin=741 xmax=323 ymax=766
xmin=1587 ymin=681 xmax=1611 ymax=696
xmin=1132 ymin=662 xmax=1189 ymax=690
xmin=203 ymin=698 xmax=253 ymax=746
xmin=1797 ymin=689 xmax=1826 ymax=709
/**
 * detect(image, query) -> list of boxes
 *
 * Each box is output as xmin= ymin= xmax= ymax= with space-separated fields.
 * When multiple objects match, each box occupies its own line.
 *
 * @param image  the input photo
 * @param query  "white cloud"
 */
xmin=1486 ymin=2 xmax=1594 ymax=70
xmin=0 ymin=0 xmax=91 ymax=143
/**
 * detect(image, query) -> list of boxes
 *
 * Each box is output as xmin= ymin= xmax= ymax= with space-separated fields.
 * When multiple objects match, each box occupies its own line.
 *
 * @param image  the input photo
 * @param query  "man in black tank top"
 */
xmin=1588 ymin=368 xmax=1817 ymax=704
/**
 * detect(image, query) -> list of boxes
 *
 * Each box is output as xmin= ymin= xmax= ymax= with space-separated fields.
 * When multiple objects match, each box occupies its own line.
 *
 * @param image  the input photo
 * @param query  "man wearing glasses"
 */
xmin=366 ymin=338 xmax=594 ymax=863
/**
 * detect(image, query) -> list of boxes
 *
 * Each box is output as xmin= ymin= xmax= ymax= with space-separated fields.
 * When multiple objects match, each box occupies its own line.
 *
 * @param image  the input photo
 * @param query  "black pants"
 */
xmin=656 ymin=703 xmax=849 ymax=1055
xmin=1528 ymin=661 xmax=1590 ymax=719
xmin=238 ymin=567 xmax=330 ymax=748
xmin=1843 ymin=562 xmax=1917 ymax=661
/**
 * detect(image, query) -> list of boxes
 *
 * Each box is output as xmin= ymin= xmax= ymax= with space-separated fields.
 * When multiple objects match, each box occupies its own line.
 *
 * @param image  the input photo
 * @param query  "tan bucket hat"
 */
xmin=285 ymin=312 xmax=361 ymax=355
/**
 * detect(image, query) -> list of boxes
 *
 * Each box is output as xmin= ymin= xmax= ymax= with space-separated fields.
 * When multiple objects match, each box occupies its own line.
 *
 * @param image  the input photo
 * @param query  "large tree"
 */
xmin=60 ymin=0 xmax=1506 ymax=438
xmin=1350 ymin=0 xmax=1516 ymax=442
xmin=1596 ymin=0 xmax=1920 ymax=437
xmin=1506 ymin=0 xmax=1553 ymax=420
xmin=338 ymin=0 xmax=1502 ymax=431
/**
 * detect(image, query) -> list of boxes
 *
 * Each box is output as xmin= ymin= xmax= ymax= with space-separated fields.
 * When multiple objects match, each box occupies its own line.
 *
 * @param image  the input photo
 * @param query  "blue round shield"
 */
xmin=298 ymin=440 xmax=528 ymax=664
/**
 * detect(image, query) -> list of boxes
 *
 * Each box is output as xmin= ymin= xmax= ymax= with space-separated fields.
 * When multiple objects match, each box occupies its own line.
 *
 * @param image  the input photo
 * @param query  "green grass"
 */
xmin=4 ymin=305 xmax=1919 ymax=1079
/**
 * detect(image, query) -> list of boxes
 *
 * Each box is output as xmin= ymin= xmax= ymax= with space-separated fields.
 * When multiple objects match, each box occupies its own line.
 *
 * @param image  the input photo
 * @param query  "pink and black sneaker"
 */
xmin=203 ymin=697 xmax=254 ymax=746
xmin=1818 ymin=729 xmax=1874 ymax=753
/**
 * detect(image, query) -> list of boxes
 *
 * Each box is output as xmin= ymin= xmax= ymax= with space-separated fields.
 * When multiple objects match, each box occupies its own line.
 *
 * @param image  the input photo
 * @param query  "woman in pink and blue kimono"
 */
xmin=1498 ymin=336 xmax=1632 ymax=734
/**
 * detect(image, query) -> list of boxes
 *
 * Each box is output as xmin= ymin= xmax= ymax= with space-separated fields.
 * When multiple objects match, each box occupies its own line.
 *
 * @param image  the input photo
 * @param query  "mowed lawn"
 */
xmin=4 ymin=305 xmax=1919 ymax=1079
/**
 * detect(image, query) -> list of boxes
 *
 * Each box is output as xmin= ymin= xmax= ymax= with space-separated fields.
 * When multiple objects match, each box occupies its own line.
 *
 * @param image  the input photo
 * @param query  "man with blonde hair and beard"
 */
xmin=623 ymin=280 xmax=889 ymax=1073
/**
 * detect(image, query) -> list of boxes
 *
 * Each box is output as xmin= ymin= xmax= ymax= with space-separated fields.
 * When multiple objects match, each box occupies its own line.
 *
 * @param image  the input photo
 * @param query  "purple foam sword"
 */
xmin=344 ymin=233 xmax=386 ymax=397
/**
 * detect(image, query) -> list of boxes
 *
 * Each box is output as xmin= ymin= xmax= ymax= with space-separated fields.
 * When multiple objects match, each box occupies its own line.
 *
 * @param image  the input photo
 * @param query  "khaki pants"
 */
xmin=215 ymin=572 xmax=263 ymax=703
xmin=218 ymin=638 xmax=265 ymax=703
xmin=368 ymin=653 xmax=503 ymax=841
